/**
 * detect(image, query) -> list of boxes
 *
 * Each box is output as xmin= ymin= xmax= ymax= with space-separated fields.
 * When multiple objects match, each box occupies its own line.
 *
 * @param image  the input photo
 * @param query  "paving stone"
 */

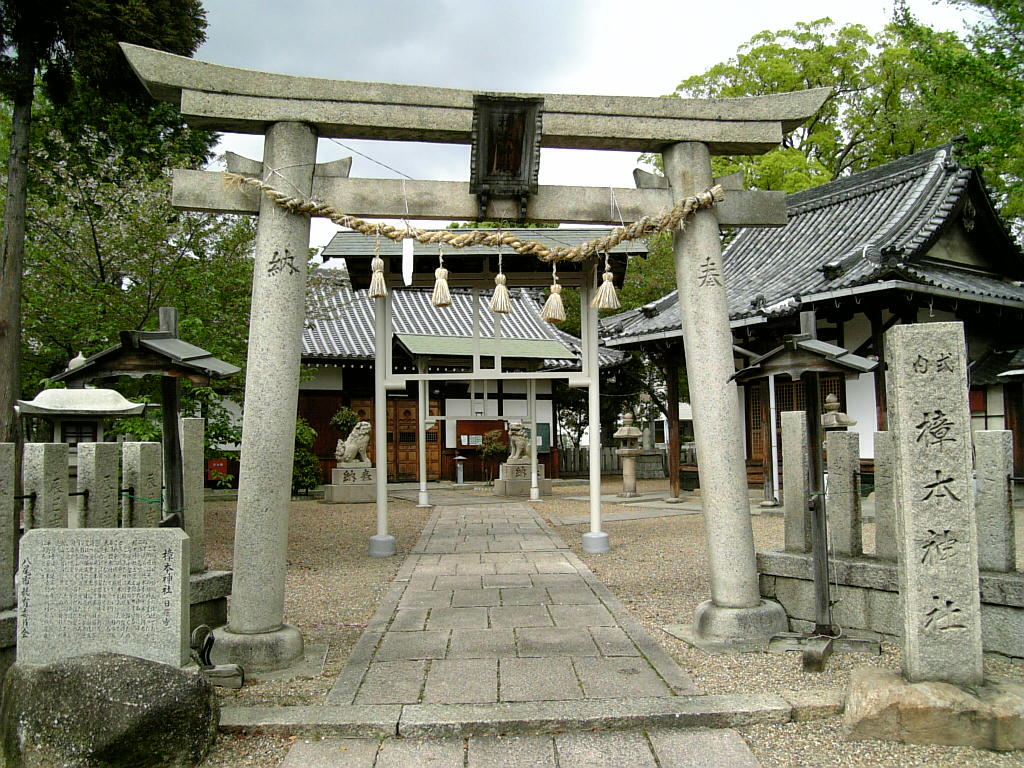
xmin=482 ymin=573 xmax=533 ymax=588
xmin=647 ymin=728 xmax=762 ymax=767
xmin=531 ymin=573 xmax=587 ymax=587
xmin=398 ymin=589 xmax=453 ymax=609
xmin=423 ymin=658 xmax=498 ymax=704
xmin=494 ymin=561 xmax=537 ymax=575
xmin=572 ymin=657 xmax=672 ymax=699
xmin=481 ymin=552 xmax=528 ymax=564
xmin=499 ymin=657 xmax=582 ymax=702
xmin=448 ymin=628 xmax=517 ymax=658
xmin=353 ymin=660 xmax=427 ymax=705
xmin=548 ymin=604 xmax=615 ymax=627
xmin=532 ymin=560 xmax=577 ymax=574
xmin=555 ymin=730 xmax=657 ymax=768
xmin=489 ymin=606 xmax=552 ymax=629
xmin=375 ymin=630 xmax=450 ymax=662
xmin=467 ymin=733 xmax=555 ymax=767
xmin=456 ymin=562 xmax=498 ymax=575
xmin=432 ymin=574 xmax=484 ymax=591
xmin=516 ymin=627 xmax=599 ymax=657
xmin=451 ymin=588 xmax=502 ymax=607
xmin=520 ymin=540 xmax=558 ymax=551
xmin=388 ymin=609 xmax=428 ymax=632
xmin=427 ymin=607 xmax=489 ymax=630
xmin=589 ymin=626 xmax=641 ymax=657
xmin=280 ymin=738 xmax=380 ymax=767
xmin=411 ymin=562 xmax=457 ymax=577
xmin=500 ymin=587 xmax=551 ymax=606
xmin=375 ymin=738 xmax=464 ymax=768
xmin=546 ymin=585 xmax=601 ymax=604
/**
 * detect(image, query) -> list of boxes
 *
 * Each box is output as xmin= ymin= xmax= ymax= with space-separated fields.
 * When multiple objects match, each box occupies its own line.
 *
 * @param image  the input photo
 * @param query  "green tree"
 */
xmin=0 ymin=0 xmax=207 ymax=441
xmin=896 ymin=0 xmax=1024 ymax=225
xmin=669 ymin=18 xmax=964 ymax=191
xmin=292 ymin=417 xmax=320 ymax=492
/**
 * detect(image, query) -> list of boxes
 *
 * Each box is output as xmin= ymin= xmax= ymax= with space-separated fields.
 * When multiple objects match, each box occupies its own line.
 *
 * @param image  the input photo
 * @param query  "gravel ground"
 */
xmin=197 ymin=479 xmax=1024 ymax=767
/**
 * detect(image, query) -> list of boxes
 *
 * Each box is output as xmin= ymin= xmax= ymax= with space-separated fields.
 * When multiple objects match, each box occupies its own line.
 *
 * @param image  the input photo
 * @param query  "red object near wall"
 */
xmin=206 ymin=458 xmax=228 ymax=481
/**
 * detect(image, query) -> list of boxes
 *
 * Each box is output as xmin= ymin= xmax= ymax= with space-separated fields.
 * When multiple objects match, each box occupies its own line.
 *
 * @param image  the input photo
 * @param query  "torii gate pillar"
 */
xmin=211 ymin=121 xmax=317 ymax=671
xmin=662 ymin=142 xmax=787 ymax=650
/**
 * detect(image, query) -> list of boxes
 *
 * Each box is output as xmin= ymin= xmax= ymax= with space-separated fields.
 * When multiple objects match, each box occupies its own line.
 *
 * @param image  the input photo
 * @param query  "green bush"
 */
xmin=292 ymin=417 xmax=321 ymax=492
xmin=329 ymin=406 xmax=360 ymax=439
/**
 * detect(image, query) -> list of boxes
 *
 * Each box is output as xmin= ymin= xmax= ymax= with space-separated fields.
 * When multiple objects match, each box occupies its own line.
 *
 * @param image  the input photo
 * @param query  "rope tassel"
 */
xmin=431 ymin=249 xmax=451 ymax=309
xmin=368 ymin=256 xmax=387 ymax=298
xmin=591 ymin=268 xmax=620 ymax=311
xmin=541 ymin=263 xmax=566 ymax=323
xmin=489 ymin=273 xmax=512 ymax=314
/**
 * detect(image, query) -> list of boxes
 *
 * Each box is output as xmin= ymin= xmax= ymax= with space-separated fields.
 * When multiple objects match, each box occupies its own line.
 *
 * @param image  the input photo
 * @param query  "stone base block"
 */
xmin=636 ymin=451 xmax=665 ymax=479
xmin=499 ymin=462 xmax=545 ymax=481
xmin=664 ymin=599 xmax=788 ymax=653
xmin=844 ymin=667 xmax=1024 ymax=750
xmin=493 ymin=478 xmax=553 ymax=497
xmin=210 ymin=623 xmax=304 ymax=673
xmin=324 ymin=483 xmax=376 ymax=504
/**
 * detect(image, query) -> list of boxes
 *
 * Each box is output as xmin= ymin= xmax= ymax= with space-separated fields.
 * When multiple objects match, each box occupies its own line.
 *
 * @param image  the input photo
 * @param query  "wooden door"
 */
xmin=351 ymin=396 xmax=441 ymax=481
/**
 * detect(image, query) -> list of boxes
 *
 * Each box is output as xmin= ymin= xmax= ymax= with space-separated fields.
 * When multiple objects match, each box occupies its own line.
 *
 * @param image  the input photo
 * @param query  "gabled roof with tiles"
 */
xmin=602 ymin=144 xmax=1024 ymax=346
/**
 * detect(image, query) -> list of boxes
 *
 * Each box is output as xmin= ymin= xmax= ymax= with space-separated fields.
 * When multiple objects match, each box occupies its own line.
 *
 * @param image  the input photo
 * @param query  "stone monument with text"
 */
xmin=17 ymin=528 xmax=190 ymax=667
xmin=494 ymin=422 xmax=551 ymax=496
xmin=886 ymin=322 xmax=982 ymax=686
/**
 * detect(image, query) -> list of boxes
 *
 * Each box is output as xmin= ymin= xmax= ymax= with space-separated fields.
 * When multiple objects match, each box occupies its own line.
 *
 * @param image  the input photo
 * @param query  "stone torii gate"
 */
xmin=122 ymin=43 xmax=827 ymax=671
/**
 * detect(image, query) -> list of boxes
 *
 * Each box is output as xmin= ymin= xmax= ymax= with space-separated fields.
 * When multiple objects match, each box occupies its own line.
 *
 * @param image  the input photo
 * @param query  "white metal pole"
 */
xmin=528 ymin=377 xmax=540 ymax=500
xmin=370 ymin=293 xmax=396 ymax=557
xmin=768 ymin=372 xmax=780 ymax=504
xmin=582 ymin=265 xmax=609 ymax=553
xmin=417 ymin=363 xmax=430 ymax=508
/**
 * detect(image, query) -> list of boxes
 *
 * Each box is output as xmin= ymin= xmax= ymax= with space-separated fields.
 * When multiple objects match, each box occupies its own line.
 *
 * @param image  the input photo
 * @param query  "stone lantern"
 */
xmin=613 ymin=412 xmax=643 ymax=498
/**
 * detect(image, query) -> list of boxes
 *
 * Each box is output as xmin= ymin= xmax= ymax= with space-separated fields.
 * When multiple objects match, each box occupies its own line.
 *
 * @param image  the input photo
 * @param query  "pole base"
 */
xmin=416 ymin=491 xmax=431 ymax=508
xmin=529 ymin=487 xmax=541 ymax=501
xmin=581 ymin=531 xmax=610 ymax=554
xmin=210 ymin=623 xmax=304 ymax=673
xmin=369 ymin=534 xmax=397 ymax=558
xmin=663 ymin=599 xmax=787 ymax=653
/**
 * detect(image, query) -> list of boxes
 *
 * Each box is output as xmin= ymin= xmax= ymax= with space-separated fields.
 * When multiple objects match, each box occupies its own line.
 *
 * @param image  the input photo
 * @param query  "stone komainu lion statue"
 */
xmin=507 ymin=421 xmax=530 ymax=462
xmin=335 ymin=420 xmax=372 ymax=464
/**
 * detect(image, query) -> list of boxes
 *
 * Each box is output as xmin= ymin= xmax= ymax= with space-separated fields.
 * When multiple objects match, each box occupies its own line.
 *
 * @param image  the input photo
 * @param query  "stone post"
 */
xmin=213 ymin=121 xmax=316 ymax=671
xmin=0 ymin=443 xmax=16 ymax=609
xmin=781 ymin=411 xmax=811 ymax=553
xmin=873 ymin=432 xmax=897 ymax=561
xmin=180 ymin=417 xmax=206 ymax=573
xmin=975 ymin=430 xmax=1015 ymax=572
xmin=826 ymin=431 xmax=862 ymax=557
xmin=662 ymin=142 xmax=785 ymax=648
xmin=23 ymin=443 xmax=68 ymax=530
xmin=122 ymin=442 xmax=162 ymax=528
xmin=76 ymin=442 xmax=119 ymax=528
xmin=886 ymin=322 xmax=982 ymax=686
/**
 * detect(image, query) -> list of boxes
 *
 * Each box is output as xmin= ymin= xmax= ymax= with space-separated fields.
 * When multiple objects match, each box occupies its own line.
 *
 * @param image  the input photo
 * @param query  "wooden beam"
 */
xmin=172 ymin=170 xmax=787 ymax=227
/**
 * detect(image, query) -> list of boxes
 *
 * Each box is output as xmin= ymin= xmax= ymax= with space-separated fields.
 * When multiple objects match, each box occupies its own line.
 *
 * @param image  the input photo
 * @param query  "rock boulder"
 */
xmin=1 ymin=652 xmax=218 ymax=768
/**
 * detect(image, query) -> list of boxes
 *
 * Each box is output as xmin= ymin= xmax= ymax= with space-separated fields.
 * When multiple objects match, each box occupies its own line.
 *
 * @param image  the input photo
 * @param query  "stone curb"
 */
xmin=219 ymin=692 xmax=801 ymax=738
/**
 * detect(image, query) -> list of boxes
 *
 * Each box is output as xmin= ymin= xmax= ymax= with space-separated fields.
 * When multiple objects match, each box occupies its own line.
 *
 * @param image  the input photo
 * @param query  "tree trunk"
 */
xmin=0 ymin=54 xmax=36 ymax=443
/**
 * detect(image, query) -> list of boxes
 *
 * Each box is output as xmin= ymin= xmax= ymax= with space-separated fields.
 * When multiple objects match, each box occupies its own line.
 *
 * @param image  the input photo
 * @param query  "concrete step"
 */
xmin=278 ymin=727 xmax=762 ymax=767
xmin=219 ymin=690 xmax=823 ymax=739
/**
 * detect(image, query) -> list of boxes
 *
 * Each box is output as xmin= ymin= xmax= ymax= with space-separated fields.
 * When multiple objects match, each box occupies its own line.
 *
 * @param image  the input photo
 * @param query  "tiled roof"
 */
xmin=303 ymin=277 xmax=626 ymax=371
xmin=603 ymin=145 xmax=1024 ymax=345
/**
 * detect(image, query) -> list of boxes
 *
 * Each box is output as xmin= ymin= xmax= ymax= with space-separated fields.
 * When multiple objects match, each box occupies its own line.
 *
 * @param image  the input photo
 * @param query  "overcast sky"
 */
xmin=196 ymin=0 xmax=973 ymax=245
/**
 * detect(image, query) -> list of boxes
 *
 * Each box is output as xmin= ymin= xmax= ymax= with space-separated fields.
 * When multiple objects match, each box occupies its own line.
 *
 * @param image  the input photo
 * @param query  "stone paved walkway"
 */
xmin=280 ymin=728 xmax=761 ymax=767
xmin=326 ymin=502 xmax=696 ymax=707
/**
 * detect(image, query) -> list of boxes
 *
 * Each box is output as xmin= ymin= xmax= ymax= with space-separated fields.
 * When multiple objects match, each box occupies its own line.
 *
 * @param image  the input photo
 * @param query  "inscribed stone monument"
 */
xmin=16 ymin=528 xmax=190 ymax=667
xmin=885 ymin=322 xmax=982 ymax=685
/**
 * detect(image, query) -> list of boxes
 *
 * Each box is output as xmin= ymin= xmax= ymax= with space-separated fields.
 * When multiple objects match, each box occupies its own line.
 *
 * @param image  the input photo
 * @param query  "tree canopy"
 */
xmin=0 ymin=0 xmax=208 ymax=441
xmin=895 ymin=0 xmax=1024 ymax=223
